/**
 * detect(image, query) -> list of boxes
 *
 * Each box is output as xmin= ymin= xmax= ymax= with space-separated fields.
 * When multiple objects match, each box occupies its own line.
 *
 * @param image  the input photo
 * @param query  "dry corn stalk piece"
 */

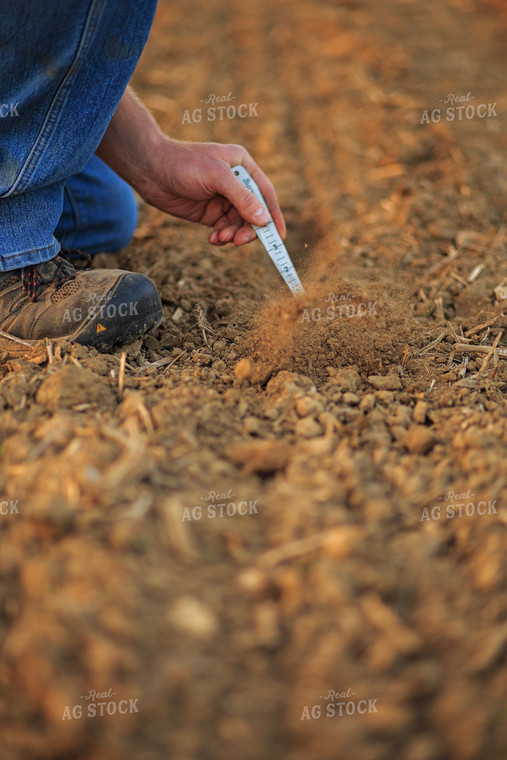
xmin=494 ymin=279 xmax=507 ymax=302
xmin=477 ymin=331 xmax=503 ymax=380
xmin=0 ymin=329 xmax=33 ymax=346
xmin=467 ymin=264 xmax=484 ymax=283
xmin=453 ymin=342 xmax=507 ymax=358
xmin=465 ymin=316 xmax=500 ymax=337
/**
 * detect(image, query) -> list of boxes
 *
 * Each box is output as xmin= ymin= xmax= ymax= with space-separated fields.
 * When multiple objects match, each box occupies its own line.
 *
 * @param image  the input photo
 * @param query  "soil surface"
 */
xmin=1 ymin=1 xmax=507 ymax=759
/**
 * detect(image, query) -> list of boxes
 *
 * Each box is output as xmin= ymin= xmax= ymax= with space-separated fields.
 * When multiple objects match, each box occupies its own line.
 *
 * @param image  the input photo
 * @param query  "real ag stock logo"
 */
xmin=62 ymin=688 xmax=139 ymax=720
xmin=301 ymin=291 xmax=377 ymax=323
xmin=300 ymin=688 xmax=379 ymax=720
xmin=182 ymin=92 xmax=259 ymax=124
xmin=420 ymin=490 xmax=498 ymax=521
xmin=181 ymin=488 xmax=259 ymax=521
xmin=420 ymin=92 xmax=497 ymax=124
xmin=62 ymin=292 xmax=139 ymax=324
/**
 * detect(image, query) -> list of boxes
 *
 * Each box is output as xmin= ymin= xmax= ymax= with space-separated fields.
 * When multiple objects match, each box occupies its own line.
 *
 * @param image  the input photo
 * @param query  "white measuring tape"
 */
xmin=231 ymin=165 xmax=305 ymax=295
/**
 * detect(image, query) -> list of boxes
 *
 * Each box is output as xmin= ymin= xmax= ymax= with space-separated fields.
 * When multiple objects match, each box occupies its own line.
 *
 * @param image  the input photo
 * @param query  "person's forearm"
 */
xmin=96 ymin=86 xmax=173 ymax=198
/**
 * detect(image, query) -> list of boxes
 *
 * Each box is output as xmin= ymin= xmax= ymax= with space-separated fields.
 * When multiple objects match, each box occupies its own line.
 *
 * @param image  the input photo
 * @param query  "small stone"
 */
xmin=192 ymin=353 xmax=212 ymax=366
xmin=359 ymin=393 xmax=375 ymax=411
xmin=172 ymin=307 xmax=184 ymax=323
xmin=267 ymin=371 xmax=314 ymax=396
xmin=168 ymin=597 xmax=218 ymax=640
xmin=394 ymin=404 xmax=412 ymax=427
xmin=375 ymin=390 xmax=394 ymax=404
xmin=368 ymin=374 xmax=403 ymax=391
xmin=322 ymin=527 xmax=362 ymax=558
xmin=160 ymin=333 xmax=180 ymax=350
xmin=262 ymin=404 xmax=280 ymax=420
xmin=237 ymin=568 xmax=269 ymax=595
xmin=402 ymin=425 xmax=437 ymax=454
xmin=295 ymin=396 xmax=324 ymax=417
xmin=413 ymin=400 xmax=428 ymax=424
xmin=342 ymin=392 xmax=359 ymax=406
xmin=327 ymin=366 xmax=361 ymax=392
xmin=143 ymin=335 xmax=160 ymax=350
xmin=125 ymin=338 xmax=143 ymax=360
xmin=295 ymin=417 xmax=324 ymax=438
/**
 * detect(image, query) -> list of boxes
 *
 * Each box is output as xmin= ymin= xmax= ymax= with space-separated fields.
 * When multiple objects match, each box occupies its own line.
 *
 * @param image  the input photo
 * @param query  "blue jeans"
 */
xmin=0 ymin=0 xmax=158 ymax=272
xmin=55 ymin=156 xmax=138 ymax=255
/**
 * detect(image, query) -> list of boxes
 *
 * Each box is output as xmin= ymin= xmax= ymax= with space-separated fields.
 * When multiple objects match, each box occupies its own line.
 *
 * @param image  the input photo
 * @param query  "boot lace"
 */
xmin=21 ymin=249 xmax=92 ymax=302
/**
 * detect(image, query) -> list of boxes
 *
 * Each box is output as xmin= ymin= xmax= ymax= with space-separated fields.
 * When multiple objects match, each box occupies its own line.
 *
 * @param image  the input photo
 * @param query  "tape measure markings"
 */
xmin=231 ymin=165 xmax=305 ymax=295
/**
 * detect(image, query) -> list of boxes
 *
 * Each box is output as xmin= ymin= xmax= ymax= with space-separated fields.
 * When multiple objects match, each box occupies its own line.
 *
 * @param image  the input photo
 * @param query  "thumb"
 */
xmin=216 ymin=168 xmax=271 ymax=226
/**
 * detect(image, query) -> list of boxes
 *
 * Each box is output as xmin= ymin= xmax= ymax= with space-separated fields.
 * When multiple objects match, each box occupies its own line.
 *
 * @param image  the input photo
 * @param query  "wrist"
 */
xmin=136 ymin=137 xmax=191 ymax=204
xmin=133 ymin=132 xmax=172 ymax=199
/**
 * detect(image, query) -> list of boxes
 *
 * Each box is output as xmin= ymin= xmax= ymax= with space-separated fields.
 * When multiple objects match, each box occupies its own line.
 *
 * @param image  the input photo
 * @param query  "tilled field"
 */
xmin=1 ymin=1 xmax=507 ymax=759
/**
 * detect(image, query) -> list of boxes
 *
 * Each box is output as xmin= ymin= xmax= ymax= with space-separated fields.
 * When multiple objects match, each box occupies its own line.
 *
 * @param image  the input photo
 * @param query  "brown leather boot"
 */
xmin=0 ymin=250 xmax=163 ymax=350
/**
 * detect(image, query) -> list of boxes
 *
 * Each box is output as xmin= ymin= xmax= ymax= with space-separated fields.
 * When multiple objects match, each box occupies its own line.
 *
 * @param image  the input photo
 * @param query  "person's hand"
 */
xmin=140 ymin=138 xmax=286 ymax=247
xmin=97 ymin=88 xmax=286 ymax=247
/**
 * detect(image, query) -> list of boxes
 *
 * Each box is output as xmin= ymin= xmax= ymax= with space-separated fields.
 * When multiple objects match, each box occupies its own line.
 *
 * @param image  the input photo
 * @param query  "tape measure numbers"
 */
xmin=231 ymin=165 xmax=305 ymax=295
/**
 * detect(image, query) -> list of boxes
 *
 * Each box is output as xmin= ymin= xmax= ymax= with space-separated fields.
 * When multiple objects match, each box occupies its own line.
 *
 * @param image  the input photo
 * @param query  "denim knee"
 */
xmin=55 ymin=156 xmax=139 ymax=255
xmin=100 ymin=180 xmax=138 ymax=252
